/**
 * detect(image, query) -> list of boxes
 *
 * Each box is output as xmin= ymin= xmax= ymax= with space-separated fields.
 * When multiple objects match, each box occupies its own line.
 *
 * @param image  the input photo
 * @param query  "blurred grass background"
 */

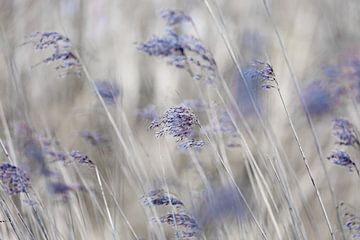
xmin=0 ymin=0 xmax=360 ymax=239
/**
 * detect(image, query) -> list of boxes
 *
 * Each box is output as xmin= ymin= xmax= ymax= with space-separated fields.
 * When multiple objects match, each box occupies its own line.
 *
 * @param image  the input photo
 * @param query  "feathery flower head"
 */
xmin=177 ymin=139 xmax=205 ymax=151
xmin=160 ymin=9 xmax=192 ymax=26
xmin=25 ymin=31 xmax=80 ymax=76
xmin=40 ymin=51 xmax=80 ymax=71
xmin=94 ymin=80 xmax=120 ymax=105
xmin=339 ymin=202 xmax=360 ymax=238
xmin=332 ymin=118 xmax=359 ymax=146
xmin=249 ymin=60 xmax=276 ymax=89
xmin=150 ymin=106 xmax=199 ymax=141
xmin=141 ymin=189 xmax=184 ymax=207
xmin=0 ymin=163 xmax=30 ymax=195
xmin=158 ymin=211 xmax=200 ymax=238
xmin=69 ymin=150 xmax=94 ymax=167
xmin=25 ymin=32 xmax=71 ymax=51
xmin=137 ymin=27 xmax=217 ymax=82
xmin=137 ymin=29 xmax=184 ymax=59
xmin=327 ymin=150 xmax=356 ymax=172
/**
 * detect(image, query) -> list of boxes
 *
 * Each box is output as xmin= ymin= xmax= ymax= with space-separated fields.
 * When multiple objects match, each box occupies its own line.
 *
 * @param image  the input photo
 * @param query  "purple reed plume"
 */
xmin=94 ymin=80 xmax=120 ymax=105
xmin=339 ymin=202 xmax=360 ymax=238
xmin=137 ymin=20 xmax=217 ymax=83
xmin=0 ymin=163 xmax=30 ymax=195
xmin=24 ymin=31 xmax=80 ymax=76
xmin=141 ymin=189 xmax=184 ymax=207
xmin=249 ymin=60 xmax=277 ymax=89
xmin=332 ymin=118 xmax=359 ymax=146
xmin=149 ymin=106 xmax=199 ymax=141
xmin=327 ymin=150 xmax=358 ymax=173
xmin=160 ymin=9 xmax=192 ymax=26
xmin=158 ymin=211 xmax=200 ymax=238
xmin=24 ymin=32 xmax=71 ymax=51
xmin=69 ymin=150 xmax=94 ymax=167
xmin=80 ymin=130 xmax=106 ymax=146
xmin=177 ymin=139 xmax=205 ymax=152
xmin=143 ymin=188 xmax=200 ymax=238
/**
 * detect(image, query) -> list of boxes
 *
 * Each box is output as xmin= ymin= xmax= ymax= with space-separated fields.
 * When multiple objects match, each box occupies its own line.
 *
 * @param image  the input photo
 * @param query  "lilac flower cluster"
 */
xmin=149 ymin=105 xmax=204 ymax=150
xmin=142 ymin=189 xmax=199 ymax=239
xmin=328 ymin=118 xmax=360 ymax=172
xmin=0 ymin=163 xmax=30 ymax=195
xmin=141 ymin=189 xmax=184 ymax=207
xmin=339 ymin=202 xmax=360 ymax=238
xmin=150 ymin=106 xmax=198 ymax=140
xmin=94 ymin=80 xmax=120 ymax=105
xmin=177 ymin=139 xmax=205 ymax=152
xmin=327 ymin=150 xmax=357 ymax=172
xmin=249 ymin=60 xmax=277 ymax=89
xmin=25 ymin=32 xmax=80 ymax=76
xmin=26 ymin=31 xmax=71 ymax=51
xmin=159 ymin=212 xmax=200 ymax=238
xmin=332 ymin=118 xmax=359 ymax=146
xmin=137 ymin=11 xmax=217 ymax=83
xmin=69 ymin=150 xmax=94 ymax=167
xmin=160 ymin=9 xmax=192 ymax=26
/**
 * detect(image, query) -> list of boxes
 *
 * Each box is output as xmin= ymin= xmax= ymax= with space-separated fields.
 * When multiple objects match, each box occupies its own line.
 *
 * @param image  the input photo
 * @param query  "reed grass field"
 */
xmin=0 ymin=0 xmax=360 ymax=239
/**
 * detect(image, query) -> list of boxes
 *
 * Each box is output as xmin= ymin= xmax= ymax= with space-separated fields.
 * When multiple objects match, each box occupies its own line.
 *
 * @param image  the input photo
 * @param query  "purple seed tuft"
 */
xmin=327 ymin=150 xmax=357 ymax=172
xmin=0 ymin=163 xmax=30 ymax=195
xmin=332 ymin=118 xmax=359 ymax=146
xmin=141 ymin=189 xmax=184 ymax=207
xmin=149 ymin=106 xmax=199 ymax=141
xmin=69 ymin=150 xmax=95 ymax=167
